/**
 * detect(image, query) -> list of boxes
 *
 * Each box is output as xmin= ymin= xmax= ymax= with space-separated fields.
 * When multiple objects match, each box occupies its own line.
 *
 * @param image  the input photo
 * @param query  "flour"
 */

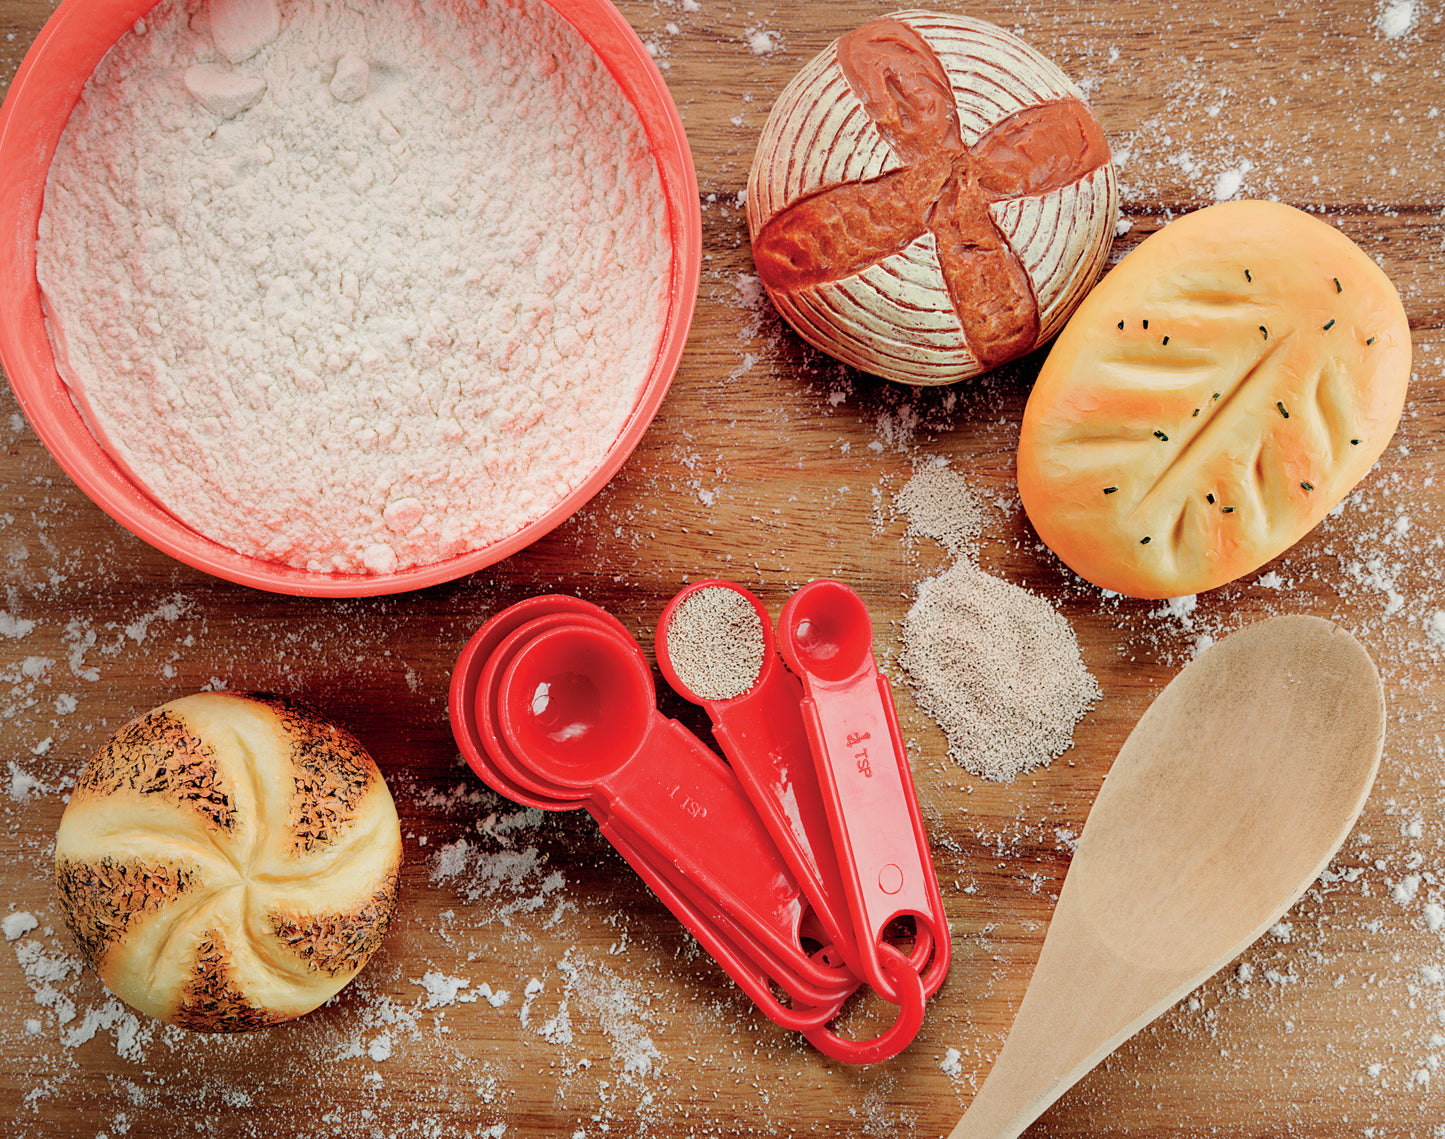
xmin=0 ymin=610 xmax=36 ymax=638
xmin=1211 ymin=159 xmax=1254 ymax=201
xmin=1378 ymin=0 xmax=1419 ymax=39
xmin=38 ymin=0 xmax=671 ymax=574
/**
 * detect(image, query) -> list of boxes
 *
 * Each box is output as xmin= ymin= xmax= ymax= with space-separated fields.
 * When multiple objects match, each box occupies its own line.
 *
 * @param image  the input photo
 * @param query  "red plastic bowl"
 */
xmin=0 ymin=0 xmax=699 ymax=596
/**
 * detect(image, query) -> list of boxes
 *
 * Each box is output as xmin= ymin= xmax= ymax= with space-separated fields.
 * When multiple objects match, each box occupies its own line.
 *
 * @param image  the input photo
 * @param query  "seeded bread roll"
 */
xmin=746 ymin=10 xmax=1117 ymax=386
xmin=54 ymin=692 xmax=401 ymax=1032
xmin=1016 ymin=199 xmax=1411 ymax=598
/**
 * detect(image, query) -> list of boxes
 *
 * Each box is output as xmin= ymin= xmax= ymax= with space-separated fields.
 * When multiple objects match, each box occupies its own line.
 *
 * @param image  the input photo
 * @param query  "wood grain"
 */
xmin=0 ymin=1 xmax=1442 ymax=1137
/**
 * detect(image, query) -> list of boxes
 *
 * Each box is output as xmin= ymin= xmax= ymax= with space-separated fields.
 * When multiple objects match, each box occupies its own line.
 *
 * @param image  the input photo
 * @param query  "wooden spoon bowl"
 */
xmin=948 ymin=614 xmax=1385 ymax=1139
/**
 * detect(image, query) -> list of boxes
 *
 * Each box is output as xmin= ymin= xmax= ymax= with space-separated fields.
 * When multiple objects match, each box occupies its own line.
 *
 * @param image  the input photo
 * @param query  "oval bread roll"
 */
xmin=1017 ymin=199 xmax=1411 ymax=598
xmin=54 ymin=692 xmax=402 ymax=1031
xmin=746 ymin=10 xmax=1117 ymax=386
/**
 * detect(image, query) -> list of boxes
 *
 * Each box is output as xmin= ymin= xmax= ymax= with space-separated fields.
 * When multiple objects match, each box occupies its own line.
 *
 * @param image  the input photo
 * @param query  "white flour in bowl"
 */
xmin=37 ymin=0 xmax=672 ymax=575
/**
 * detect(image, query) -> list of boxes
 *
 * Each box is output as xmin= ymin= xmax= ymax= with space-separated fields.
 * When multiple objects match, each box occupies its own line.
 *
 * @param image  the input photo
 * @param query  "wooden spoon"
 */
xmin=947 ymin=614 xmax=1384 ymax=1139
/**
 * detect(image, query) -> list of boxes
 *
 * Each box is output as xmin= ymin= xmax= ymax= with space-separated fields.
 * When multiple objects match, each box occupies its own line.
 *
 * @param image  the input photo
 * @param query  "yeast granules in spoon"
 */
xmin=662 ymin=585 xmax=768 ymax=702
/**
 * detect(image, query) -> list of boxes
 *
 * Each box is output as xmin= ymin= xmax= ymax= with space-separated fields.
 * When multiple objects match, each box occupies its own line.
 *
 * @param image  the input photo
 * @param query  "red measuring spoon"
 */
xmin=450 ymin=599 xmax=848 ymax=1030
xmin=472 ymin=614 xmax=854 ymax=1010
xmin=452 ymin=600 xmax=619 ymax=808
xmin=657 ymin=579 xmax=944 ymax=1061
xmin=656 ymin=581 xmax=860 ymax=975
xmin=778 ymin=580 xmax=952 ymax=1010
xmin=491 ymin=619 xmax=856 ymax=1004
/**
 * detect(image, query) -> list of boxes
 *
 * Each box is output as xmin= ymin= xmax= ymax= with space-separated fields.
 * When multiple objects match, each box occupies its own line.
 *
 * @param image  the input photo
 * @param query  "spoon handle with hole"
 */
xmin=779 ymin=581 xmax=952 ymax=1004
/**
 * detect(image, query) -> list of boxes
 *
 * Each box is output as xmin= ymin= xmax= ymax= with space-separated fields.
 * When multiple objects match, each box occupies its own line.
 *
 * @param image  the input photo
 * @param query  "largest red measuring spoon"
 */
xmin=492 ymin=620 xmax=854 ymax=1002
xmin=449 ymin=597 xmax=848 ymax=1030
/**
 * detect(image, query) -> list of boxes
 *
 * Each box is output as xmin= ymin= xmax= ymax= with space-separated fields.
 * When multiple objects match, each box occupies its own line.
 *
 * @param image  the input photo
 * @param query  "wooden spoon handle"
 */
xmin=946 ymin=886 xmax=1182 ymax=1139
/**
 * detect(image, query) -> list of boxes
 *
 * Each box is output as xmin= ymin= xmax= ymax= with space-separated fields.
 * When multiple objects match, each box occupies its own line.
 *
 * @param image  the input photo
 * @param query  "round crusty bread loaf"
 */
xmin=746 ymin=10 xmax=1117 ymax=386
xmin=54 ymin=692 xmax=402 ymax=1031
xmin=1016 ymin=199 xmax=1411 ymax=598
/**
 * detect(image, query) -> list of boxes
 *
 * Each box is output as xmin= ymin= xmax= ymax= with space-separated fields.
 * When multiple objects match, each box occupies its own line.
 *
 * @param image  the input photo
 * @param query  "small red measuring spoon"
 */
xmin=490 ymin=619 xmax=856 ymax=1004
xmin=777 ymin=580 xmax=952 ymax=1012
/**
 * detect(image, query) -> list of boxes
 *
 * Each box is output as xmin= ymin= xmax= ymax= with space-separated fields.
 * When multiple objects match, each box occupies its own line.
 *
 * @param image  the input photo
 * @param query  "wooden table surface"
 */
xmin=1 ymin=0 xmax=1442 ymax=1136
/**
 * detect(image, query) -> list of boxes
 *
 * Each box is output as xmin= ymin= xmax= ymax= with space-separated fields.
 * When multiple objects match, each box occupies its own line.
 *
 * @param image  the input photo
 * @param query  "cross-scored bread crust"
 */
xmin=746 ymin=10 xmax=1117 ymax=386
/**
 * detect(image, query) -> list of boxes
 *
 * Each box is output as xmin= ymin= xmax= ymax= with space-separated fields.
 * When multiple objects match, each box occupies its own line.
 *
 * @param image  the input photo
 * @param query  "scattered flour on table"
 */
xmin=897 ymin=464 xmax=1100 ymax=781
xmin=744 ymin=27 xmax=780 ymax=55
xmin=1377 ymin=0 xmax=1420 ymax=38
xmin=37 ymin=0 xmax=670 ymax=575
xmin=414 ymin=970 xmax=509 ymax=1009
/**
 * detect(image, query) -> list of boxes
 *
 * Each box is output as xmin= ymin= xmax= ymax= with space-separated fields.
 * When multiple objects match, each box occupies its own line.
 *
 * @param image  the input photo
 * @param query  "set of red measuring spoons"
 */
xmin=448 ymin=578 xmax=950 ymax=1063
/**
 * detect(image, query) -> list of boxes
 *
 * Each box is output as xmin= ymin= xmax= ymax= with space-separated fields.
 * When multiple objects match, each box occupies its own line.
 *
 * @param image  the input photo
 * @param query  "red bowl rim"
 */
xmin=0 ymin=0 xmax=700 ymax=596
